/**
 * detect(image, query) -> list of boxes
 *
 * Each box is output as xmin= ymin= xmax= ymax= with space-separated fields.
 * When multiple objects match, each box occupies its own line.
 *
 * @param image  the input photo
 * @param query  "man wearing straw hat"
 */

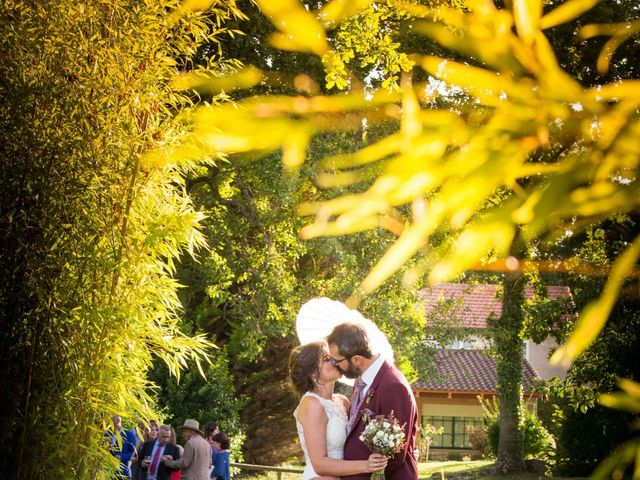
xmin=162 ymin=419 xmax=211 ymax=480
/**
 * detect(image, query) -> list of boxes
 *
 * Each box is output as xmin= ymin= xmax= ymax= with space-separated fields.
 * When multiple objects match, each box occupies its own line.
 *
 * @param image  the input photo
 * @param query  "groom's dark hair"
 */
xmin=327 ymin=323 xmax=372 ymax=359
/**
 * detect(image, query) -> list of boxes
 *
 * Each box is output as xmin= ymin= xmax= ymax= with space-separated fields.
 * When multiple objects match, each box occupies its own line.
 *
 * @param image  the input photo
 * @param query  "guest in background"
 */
xmin=148 ymin=421 xmax=159 ymax=441
xmin=203 ymin=421 xmax=219 ymax=453
xmin=209 ymin=432 xmax=230 ymax=480
xmin=169 ymin=427 xmax=183 ymax=480
xmin=203 ymin=421 xmax=219 ymax=477
xmin=162 ymin=419 xmax=211 ymax=480
xmin=108 ymin=414 xmax=137 ymax=479
xmin=132 ymin=420 xmax=160 ymax=480
xmin=139 ymin=425 xmax=180 ymax=480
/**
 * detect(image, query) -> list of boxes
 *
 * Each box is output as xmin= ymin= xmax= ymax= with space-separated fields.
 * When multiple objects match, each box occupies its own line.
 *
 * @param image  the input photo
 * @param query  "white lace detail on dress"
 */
xmin=294 ymin=392 xmax=348 ymax=480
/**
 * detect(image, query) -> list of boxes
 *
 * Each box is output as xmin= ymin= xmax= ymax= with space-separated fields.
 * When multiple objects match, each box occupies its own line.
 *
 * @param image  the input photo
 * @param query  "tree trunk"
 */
xmin=494 ymin=271 xmax=526 ymax=473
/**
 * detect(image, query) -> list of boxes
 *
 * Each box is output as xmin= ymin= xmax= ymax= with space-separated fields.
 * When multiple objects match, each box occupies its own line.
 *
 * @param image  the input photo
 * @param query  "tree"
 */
xmin=160 ymin=0 xmax=639 ymax=473
xmin=491 ymin=272 xmax=527 ymax=472
xmin=0 ymin=1 xmax=244 ymax=477
xmin=172 ymin=129 xmax=455 ymax=463
xmin=532 ymin=218 xmax=640 ymax=476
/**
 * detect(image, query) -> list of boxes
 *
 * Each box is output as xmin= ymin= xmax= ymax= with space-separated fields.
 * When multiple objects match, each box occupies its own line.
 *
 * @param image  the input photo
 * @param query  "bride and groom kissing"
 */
xmin=289 ymin=322 xmax=419 ymax=480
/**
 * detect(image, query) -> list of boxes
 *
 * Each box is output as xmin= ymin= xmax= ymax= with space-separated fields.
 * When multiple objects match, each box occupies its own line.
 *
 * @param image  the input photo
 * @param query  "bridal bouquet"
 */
xmin=359 ymin=411 xmax=406 ymax=480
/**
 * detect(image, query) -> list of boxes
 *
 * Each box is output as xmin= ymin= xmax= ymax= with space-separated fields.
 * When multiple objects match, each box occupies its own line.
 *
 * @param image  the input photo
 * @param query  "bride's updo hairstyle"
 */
xmin=289 ymin=341 xmax=324 ymax=397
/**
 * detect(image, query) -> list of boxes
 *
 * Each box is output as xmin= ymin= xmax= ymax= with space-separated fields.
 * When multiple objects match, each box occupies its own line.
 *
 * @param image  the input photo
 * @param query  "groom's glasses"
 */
xmin=329 ymin=355 xmax=351 ymax=367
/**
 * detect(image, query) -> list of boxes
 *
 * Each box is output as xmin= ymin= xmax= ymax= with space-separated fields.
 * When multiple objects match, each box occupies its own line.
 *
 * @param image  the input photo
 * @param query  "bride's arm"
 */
xmin=298 ymin=396 xmax=385 ymax=477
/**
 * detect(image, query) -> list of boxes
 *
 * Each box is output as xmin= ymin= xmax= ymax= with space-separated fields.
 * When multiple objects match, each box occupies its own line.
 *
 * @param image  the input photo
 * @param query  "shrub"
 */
xmin=468 ymin=428 xmax=492 ymax=458
xmin=555 ymin=405 xmax=632 ymax=476
xmin=522 ymin=412 xmax=555 ymax=461
xmin=485 ymin=409 xmax=555 ymax=461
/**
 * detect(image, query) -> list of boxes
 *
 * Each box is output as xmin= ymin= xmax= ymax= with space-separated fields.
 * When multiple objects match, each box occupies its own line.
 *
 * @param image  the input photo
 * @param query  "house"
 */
xmin=413 ymin=349 xmax=540 ymax=455
xmin=412 ymin=283 xmax=573 ymax=455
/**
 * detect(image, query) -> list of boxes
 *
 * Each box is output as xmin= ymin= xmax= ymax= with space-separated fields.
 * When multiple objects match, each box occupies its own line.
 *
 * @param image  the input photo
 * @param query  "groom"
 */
xmin=328 ymin=323 xmax=418 ymax=480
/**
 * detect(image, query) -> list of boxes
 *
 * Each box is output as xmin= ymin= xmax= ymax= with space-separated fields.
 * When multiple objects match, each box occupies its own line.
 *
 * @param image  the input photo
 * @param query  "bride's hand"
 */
xmin=366 ymin=453 xmax=388 ymax=473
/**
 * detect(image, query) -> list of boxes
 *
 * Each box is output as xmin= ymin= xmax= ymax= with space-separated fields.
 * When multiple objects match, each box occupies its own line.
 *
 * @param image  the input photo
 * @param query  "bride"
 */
xmin=289 ymin=341 xmax=388 ymax=480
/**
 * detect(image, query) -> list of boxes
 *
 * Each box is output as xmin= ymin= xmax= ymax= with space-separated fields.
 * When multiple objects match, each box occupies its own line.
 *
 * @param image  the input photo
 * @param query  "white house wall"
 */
xmin=526 ymin=337 xmax=568 ymax=380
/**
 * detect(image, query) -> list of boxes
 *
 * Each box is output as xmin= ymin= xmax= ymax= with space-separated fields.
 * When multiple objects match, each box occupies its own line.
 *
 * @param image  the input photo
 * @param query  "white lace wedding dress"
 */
xmin=294 ymin=392 xmax=348 ymax=480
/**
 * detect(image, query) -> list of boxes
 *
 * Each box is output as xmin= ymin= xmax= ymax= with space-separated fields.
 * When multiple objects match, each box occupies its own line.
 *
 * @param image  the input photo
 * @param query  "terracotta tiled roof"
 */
xmin=420 ymin=283 xmax=572 ymax=329
xmin=412 ymin=349 xmax=540 ymax=393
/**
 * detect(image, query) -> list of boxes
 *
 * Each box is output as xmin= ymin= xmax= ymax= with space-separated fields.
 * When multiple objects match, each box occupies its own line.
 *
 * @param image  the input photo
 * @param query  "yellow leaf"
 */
xmin=551 ymin=234 xmax=640 ymax=366
xmin=599 ymin=391 xmax=640 ymax=413
xmin=590 ymin=81 xmax=640 ymax=101
xmin=321 ymin=134 xmax=402 ymax=169
xmin=168 ymin=0 xmax=218 ymax=25
xmin=282 ymin=125 xmax=311 ymax=169
xmin=297 ymin=194 xmax=361 ymax=217
xmin=316 ymin=167 xmax=372 ymax=188
xmin=172 ymin=67 xmax=263 ymax=93
xmin=619 ymin=379 xmax=640 ymax=398
xmin=540 ymin=0 xmax=599 ymax=30
xmin=513 ymin=0 xmax=543 ymax=44
xmin=256 ymin=0 xmax=330 ymax=56
xmin=417 ymin=56 xmax=526 ymax=103
xmin=319 ymin=0 xmax=373 ymax=27
xmin=401 ymin=73 xmax=422 ymax=139
xmin=301 ymin=214 xmax=379 ymax=238
xmin=429 ymin=220 xmax=515 ymax=283
xmin=358 ymin=209 xmax=445 ymax=295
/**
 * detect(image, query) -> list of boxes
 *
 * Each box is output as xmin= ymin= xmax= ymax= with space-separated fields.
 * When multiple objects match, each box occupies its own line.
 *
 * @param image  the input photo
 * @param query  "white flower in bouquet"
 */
xmin=359 ymin=411 xmax=406 ymax=479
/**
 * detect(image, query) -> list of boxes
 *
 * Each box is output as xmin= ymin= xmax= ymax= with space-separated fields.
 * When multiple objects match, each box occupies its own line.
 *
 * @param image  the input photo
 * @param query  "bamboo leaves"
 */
xmin=167 ymin=1 xmax=640 ymax=378
xmin=1 ymin=0 xmax=245 ymax=476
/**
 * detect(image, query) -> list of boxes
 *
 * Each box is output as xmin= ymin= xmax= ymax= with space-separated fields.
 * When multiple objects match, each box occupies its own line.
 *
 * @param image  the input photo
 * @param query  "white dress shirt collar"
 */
xmin=360 ymin=354 xmax=385 ymax=396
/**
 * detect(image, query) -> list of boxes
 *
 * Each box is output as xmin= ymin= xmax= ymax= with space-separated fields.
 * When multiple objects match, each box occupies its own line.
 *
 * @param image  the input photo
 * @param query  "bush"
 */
xmin=469 ymin=428 xmax=492 ymax=458
xmin=447 ymin=452 xmax=463 ymax=461
xmin=487 ymin=419 xmax=500 ymax=457
xmin=484 ymin=404 xmax=555 ymax=461
xmin=522 ymin=412 xmax=555 ymax=461
xmin=555 ymin=405 xmax=632 ymax=477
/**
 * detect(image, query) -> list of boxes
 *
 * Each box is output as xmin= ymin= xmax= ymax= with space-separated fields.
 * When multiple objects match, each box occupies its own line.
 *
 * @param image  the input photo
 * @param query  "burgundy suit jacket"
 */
xmin=341 ymin=360 xmax=419 ymax=480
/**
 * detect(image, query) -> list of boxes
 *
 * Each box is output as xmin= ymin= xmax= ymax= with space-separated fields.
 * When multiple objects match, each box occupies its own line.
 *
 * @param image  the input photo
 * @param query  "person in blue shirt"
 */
xmin=107 ymin=414 xmax=137 ymax=478
xmin=210 ymin=432 xmax=231 ymax=480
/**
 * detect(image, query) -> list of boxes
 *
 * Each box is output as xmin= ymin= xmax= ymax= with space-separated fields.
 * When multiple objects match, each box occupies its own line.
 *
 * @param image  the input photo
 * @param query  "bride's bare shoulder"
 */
xmin=297 ymin=394 xmax=326 ymax=419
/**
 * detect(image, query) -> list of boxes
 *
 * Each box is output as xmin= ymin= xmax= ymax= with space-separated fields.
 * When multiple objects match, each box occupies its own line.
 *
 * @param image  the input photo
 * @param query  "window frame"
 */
xmin=421 ymin=415 xmax=483 ymax=450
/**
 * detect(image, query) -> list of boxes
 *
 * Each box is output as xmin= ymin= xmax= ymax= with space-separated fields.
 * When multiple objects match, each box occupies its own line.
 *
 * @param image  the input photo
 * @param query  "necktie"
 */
xmin=149 ymin=444 xmax=163 ymax=476
xmin=347 ymin=377 xmax=367 ymax=432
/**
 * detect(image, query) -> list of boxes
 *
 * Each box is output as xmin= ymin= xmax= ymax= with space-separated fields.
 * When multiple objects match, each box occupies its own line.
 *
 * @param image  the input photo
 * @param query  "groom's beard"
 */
xmin=338 ymin=363 xmax=361 ymax=379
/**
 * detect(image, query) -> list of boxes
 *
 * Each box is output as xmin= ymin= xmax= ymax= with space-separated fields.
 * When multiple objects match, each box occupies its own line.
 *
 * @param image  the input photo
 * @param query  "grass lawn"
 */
xmin=236 ymin=460 xmax=589 ymax=479
xmin=419 ymin=460 xmax=588 ymax=480
xmin=419 ymin=459 xmax=494 ymax=478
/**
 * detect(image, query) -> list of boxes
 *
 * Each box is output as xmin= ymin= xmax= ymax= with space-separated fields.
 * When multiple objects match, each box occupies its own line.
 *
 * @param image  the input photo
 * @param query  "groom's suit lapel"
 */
xmin=347 ymin=360 xmax=391 ymax=437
